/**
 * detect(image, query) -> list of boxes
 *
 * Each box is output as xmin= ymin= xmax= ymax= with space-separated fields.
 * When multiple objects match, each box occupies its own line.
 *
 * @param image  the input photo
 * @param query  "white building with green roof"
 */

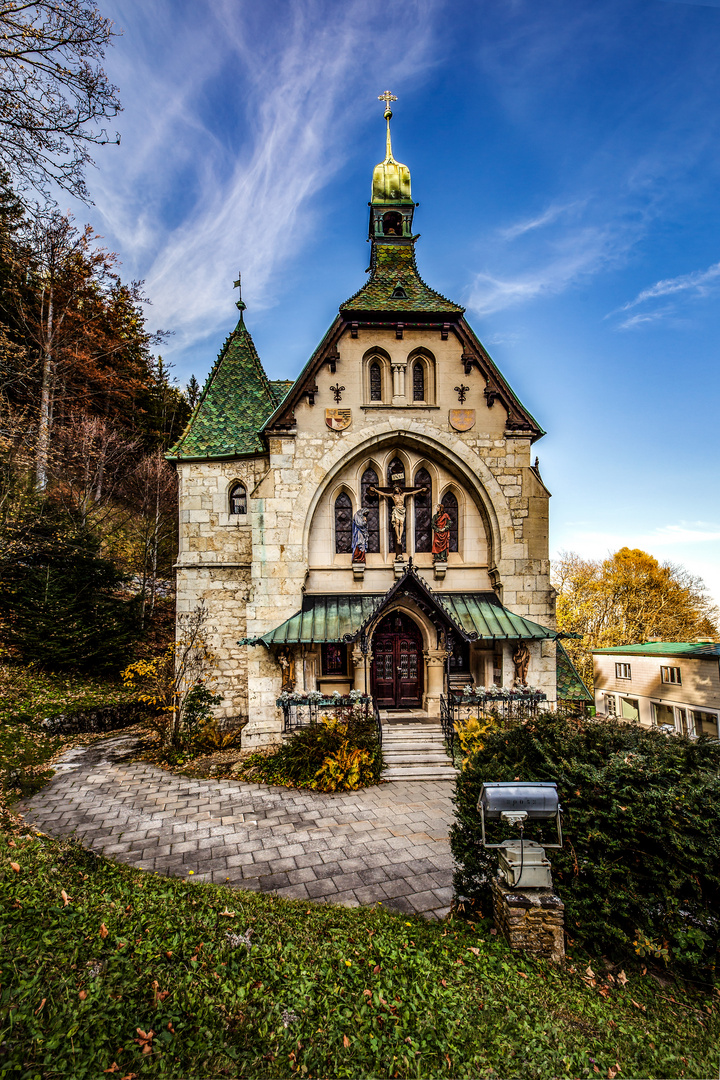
xmin=593 ymin=641 xmax=720 ymax=738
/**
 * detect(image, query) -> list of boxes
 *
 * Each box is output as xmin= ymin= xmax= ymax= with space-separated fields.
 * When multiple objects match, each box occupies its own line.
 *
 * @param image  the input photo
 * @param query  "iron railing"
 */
xmin=440 ymin=690 xmax=548 ymax=761
xmin=276 ymin=694 xmax=372 ymax=734
xmin=372 ymin=697 xmax=383 ymax=749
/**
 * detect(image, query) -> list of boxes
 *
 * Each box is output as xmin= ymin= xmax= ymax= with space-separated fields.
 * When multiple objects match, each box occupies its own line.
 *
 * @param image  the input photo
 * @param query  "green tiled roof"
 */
xmin=341 ymin=242 xmax=464 ymax=315
xmin=556 ymin=641 xmax=593 ymax=702
xmin=270 ymin=379 xmax=295 ymax=406
xmin=240 ymin=590 xmax=558 ymax=646
xmin=593 ymin=641 xmax=720 ymax=660
xmin=167 ymin=316 xmax=276 ymax=460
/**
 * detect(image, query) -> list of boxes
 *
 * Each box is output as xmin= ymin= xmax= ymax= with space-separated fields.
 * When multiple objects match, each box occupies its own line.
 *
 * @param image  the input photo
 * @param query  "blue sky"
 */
xmin=67 ymin=0 xmax=720 ymax=606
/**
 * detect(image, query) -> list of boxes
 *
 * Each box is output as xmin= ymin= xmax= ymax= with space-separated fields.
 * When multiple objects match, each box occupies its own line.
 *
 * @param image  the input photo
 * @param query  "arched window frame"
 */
xmin=363 ymin=350 xmax=391 ymax=405
xmin=333 ymin=488 xmax=354 ymax=555
xmin=406 ymin=348 xmax=436 ymax=405
xmin=228 ymin=481 xmax=248 ymax=517
xmin=439 ymin=486 xmax=461 ymax=555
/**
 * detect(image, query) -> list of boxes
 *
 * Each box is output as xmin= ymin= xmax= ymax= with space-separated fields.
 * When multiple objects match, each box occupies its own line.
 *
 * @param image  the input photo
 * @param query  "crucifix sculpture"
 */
xmin=368 ymin=479 xmax=427 ymax=557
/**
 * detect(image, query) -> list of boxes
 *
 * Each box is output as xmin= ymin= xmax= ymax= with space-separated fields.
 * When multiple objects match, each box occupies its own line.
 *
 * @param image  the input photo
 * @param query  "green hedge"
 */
xmin=450 ymin=714 xmax=720 ymax=974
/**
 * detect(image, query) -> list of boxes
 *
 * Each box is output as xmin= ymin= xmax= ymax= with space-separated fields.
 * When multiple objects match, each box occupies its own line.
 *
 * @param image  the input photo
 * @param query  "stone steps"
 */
xmin=381 ymin=721 xmax=457 ymax=781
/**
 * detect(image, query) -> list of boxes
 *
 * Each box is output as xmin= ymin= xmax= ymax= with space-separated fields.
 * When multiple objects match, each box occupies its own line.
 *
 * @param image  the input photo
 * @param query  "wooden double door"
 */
xmin=372 ymin=612 xmax=423 ymax=709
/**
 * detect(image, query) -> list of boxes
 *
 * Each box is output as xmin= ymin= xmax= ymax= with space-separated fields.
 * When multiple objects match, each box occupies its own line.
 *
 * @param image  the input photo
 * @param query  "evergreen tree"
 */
xmin=0 ymin=495 xmax=138 ymax=672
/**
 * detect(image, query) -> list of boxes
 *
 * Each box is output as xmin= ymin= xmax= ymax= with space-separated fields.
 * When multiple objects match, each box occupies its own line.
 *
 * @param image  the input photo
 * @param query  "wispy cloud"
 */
xmin=467 ymin=223 xmax=627 ymax=316
xmin=617 ymin=260 xmax=720 ymax=310
xmin=499 ymin=202 xmax=581 ymax=241
xmin=80 ymin=0 xmax=440 ymax=353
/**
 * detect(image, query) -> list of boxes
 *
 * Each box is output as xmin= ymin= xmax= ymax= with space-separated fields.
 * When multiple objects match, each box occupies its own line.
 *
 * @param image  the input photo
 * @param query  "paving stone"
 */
xmin=18 ymin=737 xmax=456 ymax=921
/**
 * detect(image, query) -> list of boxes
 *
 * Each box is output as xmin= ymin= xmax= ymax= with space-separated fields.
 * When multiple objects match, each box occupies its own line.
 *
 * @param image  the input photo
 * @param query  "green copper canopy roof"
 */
xmin=341 ymin=243 xmax=464 ymax=317
xmin=168 ymin=316 xmax=280 ymax=461
xmin=241 ymin=591 xmax=557 ymax=646
xmin=593 ymin=641 xmax=720 ymax=660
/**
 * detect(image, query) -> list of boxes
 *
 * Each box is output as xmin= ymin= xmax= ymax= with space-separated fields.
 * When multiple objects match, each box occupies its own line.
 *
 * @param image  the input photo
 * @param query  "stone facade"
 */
xmin=171 ymin=111 xmax=558 ymax=746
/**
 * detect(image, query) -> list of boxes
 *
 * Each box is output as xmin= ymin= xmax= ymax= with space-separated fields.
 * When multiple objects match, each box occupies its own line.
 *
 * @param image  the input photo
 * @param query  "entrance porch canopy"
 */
xmin=239 ymin=565 xmax=557 ymax=647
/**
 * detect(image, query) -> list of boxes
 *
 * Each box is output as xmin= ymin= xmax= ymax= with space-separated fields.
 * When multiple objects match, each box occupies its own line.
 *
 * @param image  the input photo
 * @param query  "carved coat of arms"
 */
xmin=449 ymin=409 xmax=475 ymax=432
xmin=325 ymin=409 xmax=352 ymax=431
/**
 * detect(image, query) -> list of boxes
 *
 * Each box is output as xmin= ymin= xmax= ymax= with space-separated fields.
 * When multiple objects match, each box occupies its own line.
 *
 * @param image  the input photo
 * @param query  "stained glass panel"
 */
xmin=370 ymin=362 xmax=382 ymax=401
xmin=386 ymin=458 xmax=406 ymax=552
xmin=413 ymin=360 xmax=425 ymax=401
xmin=414 ymin=468 xmax=432 ymax=552
xmin=361 ymin=467 xmax=380 ymax=552
xmin=334 ymin=492 xmax=352 ymax=553
xmin=443 ymin=490 xmax=459 ymax=552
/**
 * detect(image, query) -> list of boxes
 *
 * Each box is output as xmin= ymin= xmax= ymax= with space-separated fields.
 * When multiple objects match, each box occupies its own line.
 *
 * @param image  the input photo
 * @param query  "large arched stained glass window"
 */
xmin=361 ymin=467 xmax=380 ymax=553
xmin=412 ymin=360 xmax=425 ymax=401
xmin=414 ymin=468 xmax=432 ymax=552
xmin=229 ymin=482 xmax=247 ymax=515
xmin=334 ymin=492 xmax=352 ymax=554
xmin=386 ymin=458 xmax=406 ymax=553
xmin=443 ymin=491 xmax=459 ymax=552
xmin=370 ymin=361 xmax=382 ymax=402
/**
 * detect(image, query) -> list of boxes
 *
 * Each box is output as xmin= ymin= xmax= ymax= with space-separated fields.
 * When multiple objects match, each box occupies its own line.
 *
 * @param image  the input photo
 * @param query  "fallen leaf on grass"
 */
xmin=135 ymin=1028 xmax=154 ymax=1054
xmin=103 ymin=1064 xmax=119 ymax=1074
xmin=631 ymin=999 xmax=646 ymax=1013
xmin=219 ymin=909 xmax=236 ymax=918
xmin=61 ymin=890 xmax=70 ymax=906
xmin=586 ymin=966 xmax=595 ymax=979
xmin=616 ymin=970 xmax=628 ymax=986
xmin=79 ymin=990 xmax=87 ymax=1000
xmin=34 ymin=998 xmax=46 ymax=1015
xmin=363 ymin=989 xmax=371 ymax=997
xmin=167 ymin=1022 xmax=176 ymax=1035
xmin=468 ymin=947 xmax=480 ymax=956
xmin=608 ymin=1064 xmax=620 ymax=1078
xmin=343 ymin=1034 xmax=350 ymax=1048
xmin=10 ymin=862 xmax=20 ymax=873
xmin=518 ymin=971 xmax=527 ymax=979
xmin=372 ymin=965 xmax=380 ymax=974
xmin=440 ymin=979 xmax=447 ymax=988
xmin=99 ymin=923 xmax=108 ymax=939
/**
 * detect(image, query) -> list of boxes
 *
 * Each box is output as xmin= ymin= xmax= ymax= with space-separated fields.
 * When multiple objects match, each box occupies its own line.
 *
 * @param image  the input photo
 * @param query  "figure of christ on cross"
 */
xmin=368 ymin=482 xmax=428 ymax=557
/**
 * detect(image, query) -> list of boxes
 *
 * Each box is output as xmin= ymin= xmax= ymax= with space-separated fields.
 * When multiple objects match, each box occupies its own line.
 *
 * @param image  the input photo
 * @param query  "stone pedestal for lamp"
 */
xmin=491 ymin=877 xmax=565 ymax=963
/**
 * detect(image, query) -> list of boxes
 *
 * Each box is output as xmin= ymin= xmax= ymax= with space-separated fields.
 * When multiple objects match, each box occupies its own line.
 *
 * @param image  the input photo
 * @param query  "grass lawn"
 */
xmin=1 ymin=831 xmax=718 ymax=1080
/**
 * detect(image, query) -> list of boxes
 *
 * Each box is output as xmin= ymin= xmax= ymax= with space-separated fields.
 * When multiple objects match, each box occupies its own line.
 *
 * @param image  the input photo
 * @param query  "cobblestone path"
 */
xmin=18 ymin=737 xmax=456 ymax=918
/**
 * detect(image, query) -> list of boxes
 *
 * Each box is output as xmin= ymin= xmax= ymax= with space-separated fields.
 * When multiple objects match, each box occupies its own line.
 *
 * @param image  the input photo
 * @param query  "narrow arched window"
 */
xmin=334 ymin=492 xmax=352 ymax=553
xmin=361 ymin=467 xmax=380 ymax=553
xmin=443 ymin=491 xmax=459 ymax=552
xmin=370 ymin=361 xmax=382 ymax=401
xmin=229 ymin=482 xmax=247 ymax=515
xmin=414 ymin=468 xmax=432 ymax=552
xmin=413 ymin=360 xmax=425 ymax=401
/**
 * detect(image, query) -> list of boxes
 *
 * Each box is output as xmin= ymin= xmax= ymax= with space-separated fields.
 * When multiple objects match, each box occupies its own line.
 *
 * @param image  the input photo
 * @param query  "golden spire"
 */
xmin=378 ymin=90 xmax=398 ymax=160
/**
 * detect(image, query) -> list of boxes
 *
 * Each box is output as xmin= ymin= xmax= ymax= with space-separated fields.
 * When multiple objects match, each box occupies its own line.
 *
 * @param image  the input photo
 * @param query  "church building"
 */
xmin=169 ymin=96 xmax=573 ymax=747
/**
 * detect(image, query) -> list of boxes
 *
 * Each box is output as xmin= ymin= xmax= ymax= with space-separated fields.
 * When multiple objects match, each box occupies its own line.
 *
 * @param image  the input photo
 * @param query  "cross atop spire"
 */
xmin=378 ymin=90 xmax=398 ymax=159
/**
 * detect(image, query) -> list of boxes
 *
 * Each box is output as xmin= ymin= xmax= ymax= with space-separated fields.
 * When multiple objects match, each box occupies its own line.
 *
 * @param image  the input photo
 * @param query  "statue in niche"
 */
xmin=512 ymin=642 xmax=530 ymax=686
xmin=352 ymin=507 xmax=369 ymax=563
xmin=278 ymin=648 xmax=295 ymax=692
xmin=368 ymin=481 xmax=427 ymax=557
xmin=431 ymin=502 xmax=451 ymax=562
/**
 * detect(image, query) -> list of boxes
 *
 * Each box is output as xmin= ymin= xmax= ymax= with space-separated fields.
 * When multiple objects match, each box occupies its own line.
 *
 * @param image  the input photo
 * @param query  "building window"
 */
xmin=322 ymin=644 xmax=346 ymax=676
xmin=412 ymin=360 xmax=425 ymax=401
xmin=334 ymin=492 xmax=352 ymax=553
xmin=653 ymin=702 xmax=674 ymax=728
xmin=361 ymin=467 xmax=380 ymax=553
xmin=660 ymin=666 xmax=681 ymax=685
xmin=413 ymin=467 xmax=432 ymax=552
xmin=442 ymin=490 xmax=459 ymax=552
xmin=620 ymin=697 xmax=639 ymax=721
xmin=604 ymin=694 xmax=617 ymax=716
xmin=229 ymin=482 xmax=247 ymax=515
xmin=692 ymin=710 xmax=720 ymax=739
xmin=615 ymin=663 xmax=631 ymax=680
xmin=369 ymin=362 xmax=382 ymax=401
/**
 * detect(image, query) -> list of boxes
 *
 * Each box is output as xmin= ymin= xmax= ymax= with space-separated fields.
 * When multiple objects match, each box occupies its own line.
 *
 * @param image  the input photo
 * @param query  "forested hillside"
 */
xmin=0 ymin=173 xmax=191 ymax=671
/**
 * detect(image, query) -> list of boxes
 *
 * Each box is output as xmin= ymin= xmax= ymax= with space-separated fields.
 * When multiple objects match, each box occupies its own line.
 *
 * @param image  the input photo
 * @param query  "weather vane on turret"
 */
xmin=233 ymin=272 xmax=246 ymax=315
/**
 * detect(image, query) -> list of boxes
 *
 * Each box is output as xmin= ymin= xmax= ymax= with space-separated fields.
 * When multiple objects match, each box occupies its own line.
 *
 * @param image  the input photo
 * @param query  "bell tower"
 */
xmin=369 ymin=91 xmax=416 ymax=243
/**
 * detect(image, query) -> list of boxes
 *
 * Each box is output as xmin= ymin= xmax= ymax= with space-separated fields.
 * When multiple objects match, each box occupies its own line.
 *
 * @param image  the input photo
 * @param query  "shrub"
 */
xmin=239 ymin=711 xmax=382 ymax=792
xmin=450 ymin=713 xmax=720 ymax=974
